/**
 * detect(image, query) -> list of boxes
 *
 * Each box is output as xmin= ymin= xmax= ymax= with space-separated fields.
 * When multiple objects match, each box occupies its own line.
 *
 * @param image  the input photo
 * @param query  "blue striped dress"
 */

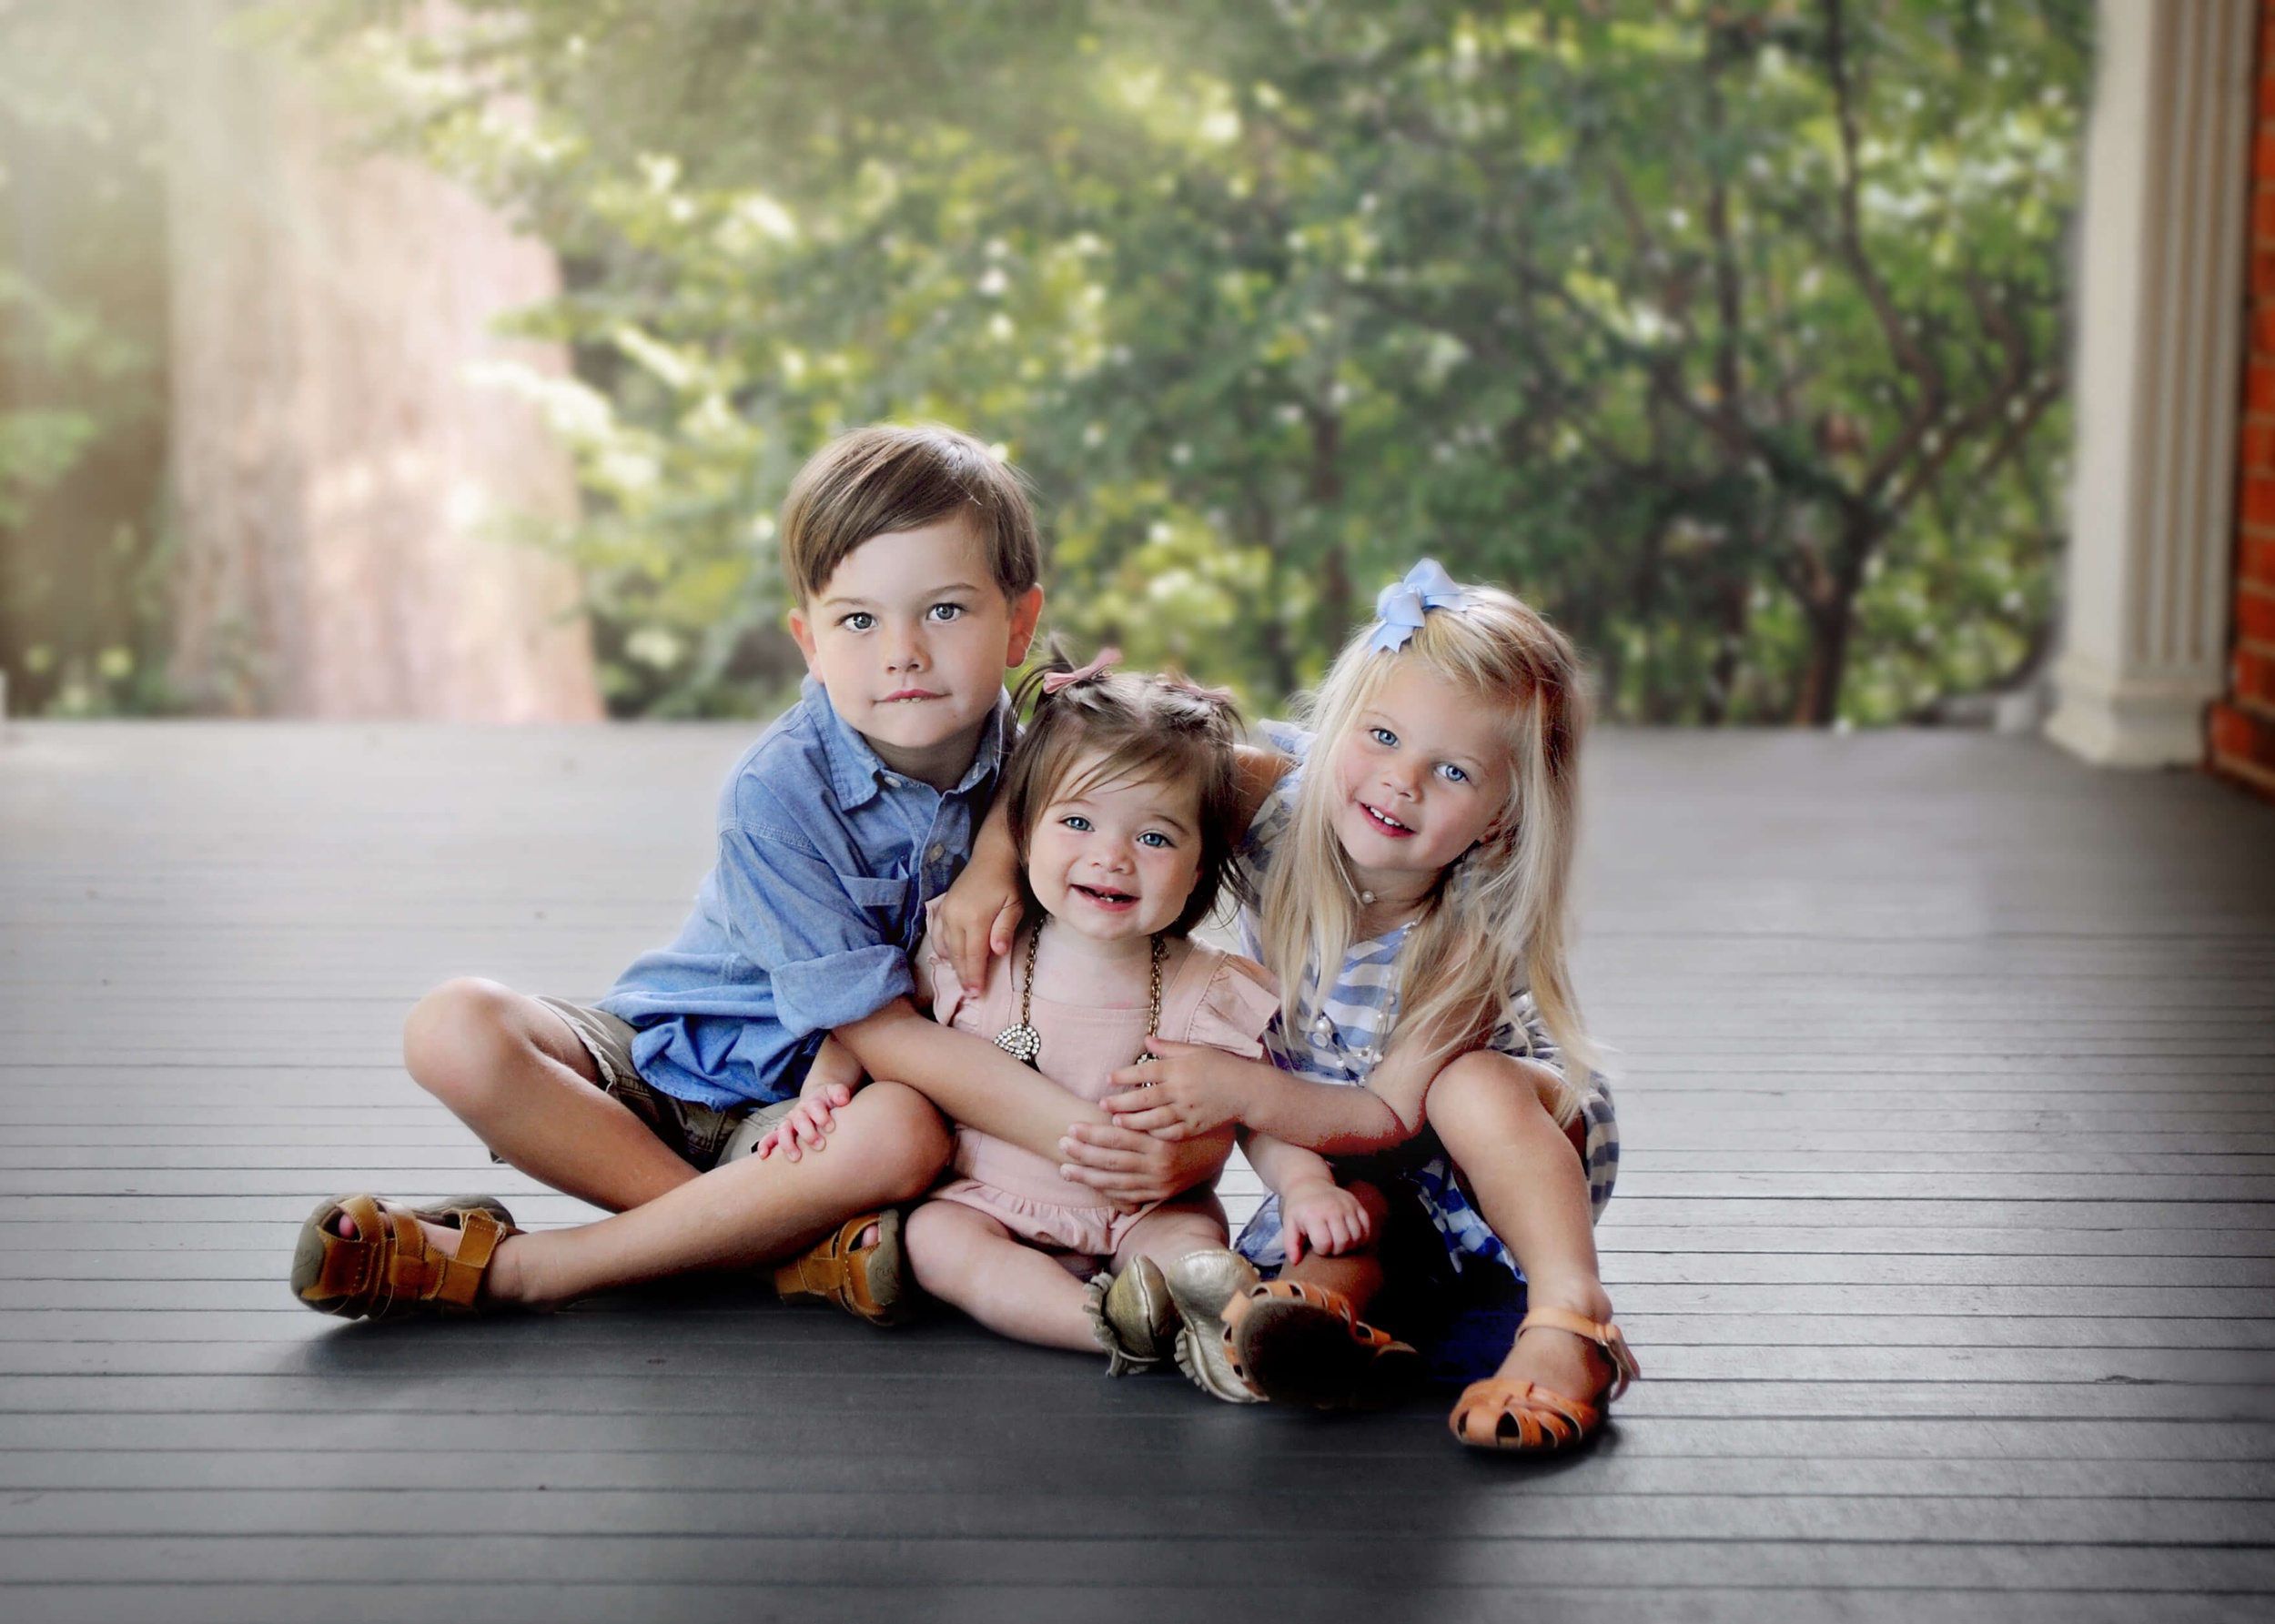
xmin=1231 ymin=725 xmax=1619 ymax=1281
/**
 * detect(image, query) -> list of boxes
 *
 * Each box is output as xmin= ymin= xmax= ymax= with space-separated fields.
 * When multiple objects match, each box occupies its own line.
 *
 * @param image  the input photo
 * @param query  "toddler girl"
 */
xmin=939 ymin=562 xmax=1635 ymax=1448
xmin=844 ymin=652 xmax=1366 ymax=1377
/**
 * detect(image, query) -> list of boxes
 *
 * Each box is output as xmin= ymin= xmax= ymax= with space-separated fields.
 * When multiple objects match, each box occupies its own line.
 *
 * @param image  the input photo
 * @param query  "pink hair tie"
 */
xmin=1040 ymin=647 xmax=1121 ymax=693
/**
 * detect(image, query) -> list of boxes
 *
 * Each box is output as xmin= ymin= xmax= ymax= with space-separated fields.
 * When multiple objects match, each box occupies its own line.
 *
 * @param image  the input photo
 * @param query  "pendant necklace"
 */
xmin=994 ymin=921 xmax=1167 ymax=1069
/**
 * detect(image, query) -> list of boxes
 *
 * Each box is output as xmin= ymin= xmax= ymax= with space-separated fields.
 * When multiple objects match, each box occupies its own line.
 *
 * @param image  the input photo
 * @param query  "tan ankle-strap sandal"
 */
xmin=1225 ymin=1279 xmax=1421 ymax=1410
xmin=290 ymin=1194 xmax=519 ymax=1319
xmin=1448 ymin=1305 xmax=1641 ymax=1452
xmin=774 ymin=1208 xmax=915 ymax=1326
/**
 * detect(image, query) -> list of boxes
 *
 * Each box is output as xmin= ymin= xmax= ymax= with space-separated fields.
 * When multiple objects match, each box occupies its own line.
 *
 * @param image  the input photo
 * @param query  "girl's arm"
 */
xmin=834 ymin=999 xmax=1234 ymax=1206
xmin=1102 ymin=1039 xmax=1413 ymax=1155
xmin=933 ymin=743 xmax=1292 ymax=994
xmin=1241 ymin=1130 xmax=1371 ymax=1263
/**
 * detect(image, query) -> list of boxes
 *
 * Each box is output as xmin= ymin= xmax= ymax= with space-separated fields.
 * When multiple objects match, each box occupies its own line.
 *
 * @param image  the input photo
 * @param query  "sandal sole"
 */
xmin=1234 ymin=1298 xmax=1424 ymax=1410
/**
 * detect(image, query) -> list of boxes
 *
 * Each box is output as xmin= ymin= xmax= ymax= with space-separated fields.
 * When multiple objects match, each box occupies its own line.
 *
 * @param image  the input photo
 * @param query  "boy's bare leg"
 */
xmin=403 ymin=977 xmax=696 ymax=1212
xmin=1428 ymin=1052 xmax=1615 ymax=1402
xmin=385 ymin=977 xmax=948 ymax=1305
xmin=486 ymin=1081 xmax=950 ymax=1305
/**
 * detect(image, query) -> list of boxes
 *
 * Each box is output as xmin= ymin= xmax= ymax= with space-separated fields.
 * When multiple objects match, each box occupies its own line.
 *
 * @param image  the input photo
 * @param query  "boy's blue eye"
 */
xmin=841 ymin=611 xmax=876 ymax=631
xmin=927 ymin=602 xmax=965 ymax=622
xmin=1370 ymin=727 xmax=1398 ymax=748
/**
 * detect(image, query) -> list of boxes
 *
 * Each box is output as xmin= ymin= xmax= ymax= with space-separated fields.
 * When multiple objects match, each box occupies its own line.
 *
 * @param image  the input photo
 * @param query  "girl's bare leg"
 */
xmin=1111 ymin=1192 xmax=1228 ymax=1274
xmin=905 ymin=1201 xmax=1098 ymax=1352
xmin=1219 ymin=1180 xmax=1391 ymax=1337
xmin=1429 ymin=1051 xmax=1614 ymax=1401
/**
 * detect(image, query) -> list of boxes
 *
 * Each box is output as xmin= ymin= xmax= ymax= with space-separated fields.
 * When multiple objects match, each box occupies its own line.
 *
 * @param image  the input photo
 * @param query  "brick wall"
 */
xmin=2212 ymin=0 xmax=2275 ymax=797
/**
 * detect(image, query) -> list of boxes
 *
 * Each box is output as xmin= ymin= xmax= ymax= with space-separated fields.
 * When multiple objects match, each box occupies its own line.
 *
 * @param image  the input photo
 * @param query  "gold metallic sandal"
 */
xmin=1160 ymin=1249 xmax=1265 ymax=1405
xmin=1084 ymin=1256 xmax=1179 ymax=1376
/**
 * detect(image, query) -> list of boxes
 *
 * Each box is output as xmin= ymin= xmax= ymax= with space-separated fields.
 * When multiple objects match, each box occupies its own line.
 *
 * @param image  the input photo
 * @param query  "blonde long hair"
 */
xmin=1255 ymin=583 xmax=1595 ymax=1124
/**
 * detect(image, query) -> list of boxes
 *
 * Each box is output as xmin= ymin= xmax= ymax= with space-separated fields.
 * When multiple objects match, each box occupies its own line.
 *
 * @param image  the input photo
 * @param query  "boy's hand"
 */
xmin=1103 ymin=1038 xmax=1258 ymax=1140
xmin=1057 ymin=1120 xmax=1234 ymax=1211
xmin=1277 ymin=1176 xmax=1372 ymax=1266
xmin=935 ymin=869 xmax=1022 ymax=995
xmin=752 ymin=1081 xmax=854 ymax=1162
xmin=935 ymin=802 xmax=1024 ymax=993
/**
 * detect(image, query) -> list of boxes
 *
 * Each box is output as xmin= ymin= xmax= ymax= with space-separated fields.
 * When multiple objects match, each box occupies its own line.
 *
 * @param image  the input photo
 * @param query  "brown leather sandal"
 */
xmin=773 ymin=1207 xmax=914 ymax=1326
xmin=1448 ymin=1305 xmax=1642 ymax=1452
xmin=1224 ymin=1278 xmax=1422 ymax=1409
xmin=290 ymin=1194 xmax=519 ymax=1319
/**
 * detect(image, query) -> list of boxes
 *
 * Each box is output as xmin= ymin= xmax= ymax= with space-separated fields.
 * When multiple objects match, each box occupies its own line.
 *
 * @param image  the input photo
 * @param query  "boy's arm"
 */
xmin=834 ymin=999 xmax=1233 ymax=1206
xmin=932 ymin=798 xmax=1024 ymax=994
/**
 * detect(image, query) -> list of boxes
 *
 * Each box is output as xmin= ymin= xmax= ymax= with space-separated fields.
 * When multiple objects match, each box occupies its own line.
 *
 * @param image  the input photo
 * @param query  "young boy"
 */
xmin=290 ymin=424 xmax=1222 ymax=1322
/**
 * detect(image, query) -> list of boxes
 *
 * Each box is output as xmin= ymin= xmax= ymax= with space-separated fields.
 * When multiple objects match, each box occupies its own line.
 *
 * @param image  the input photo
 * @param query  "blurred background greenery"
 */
xmin=1 ymin=0 xmax=2088 ymax=723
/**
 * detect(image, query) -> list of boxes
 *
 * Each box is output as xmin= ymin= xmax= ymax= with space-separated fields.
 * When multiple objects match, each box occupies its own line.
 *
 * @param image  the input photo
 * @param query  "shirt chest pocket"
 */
xmin=840 ymin=874 xmax=911 ymax=915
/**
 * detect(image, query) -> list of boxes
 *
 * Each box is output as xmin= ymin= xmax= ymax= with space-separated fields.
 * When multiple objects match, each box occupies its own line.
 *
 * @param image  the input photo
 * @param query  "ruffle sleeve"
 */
xmin=1234 ymin=722 xmax=1311 ymax=886
xmin=1177 ymin=950 xmax=1282 ymax=1060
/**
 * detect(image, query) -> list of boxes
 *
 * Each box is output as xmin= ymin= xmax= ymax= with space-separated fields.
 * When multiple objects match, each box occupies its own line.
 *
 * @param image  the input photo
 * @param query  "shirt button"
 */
xmin=927 ymin=843 xmax=944 ymax=862
xmin=884 ymin=774 xmax=902 ymax=788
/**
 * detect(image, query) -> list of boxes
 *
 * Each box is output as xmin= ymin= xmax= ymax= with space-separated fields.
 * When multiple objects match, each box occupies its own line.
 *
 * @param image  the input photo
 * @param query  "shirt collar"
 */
xmin=805 ymin=676 xmax=1013 ymax=809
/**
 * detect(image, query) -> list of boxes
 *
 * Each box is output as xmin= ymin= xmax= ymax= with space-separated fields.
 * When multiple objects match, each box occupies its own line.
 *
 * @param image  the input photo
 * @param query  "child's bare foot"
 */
xmin=1492 ymin=1286 xmax=1616 ymax=1401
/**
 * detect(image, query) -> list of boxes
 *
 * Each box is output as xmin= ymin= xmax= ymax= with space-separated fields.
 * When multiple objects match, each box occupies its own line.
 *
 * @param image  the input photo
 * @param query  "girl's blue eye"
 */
xmin=1060 ymin=814 xmax=1093 ymax=832
xmin=1138 ymin=831 xmax=1172 ymax=849
xmin=1370 ymin=727 xmax=1398 ymax=748
xmin=1438 ymin=763 xmax=1470 ymax=784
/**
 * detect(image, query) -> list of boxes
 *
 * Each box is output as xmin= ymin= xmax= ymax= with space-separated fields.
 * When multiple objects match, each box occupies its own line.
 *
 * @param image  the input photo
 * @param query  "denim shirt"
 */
xmin=598 ymin=676 xmax=1013 ymax=1110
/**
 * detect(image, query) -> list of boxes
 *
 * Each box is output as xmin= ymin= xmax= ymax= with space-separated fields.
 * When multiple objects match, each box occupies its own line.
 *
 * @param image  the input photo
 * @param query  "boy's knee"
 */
xmin=402 ymin=977 xmax=523 ymax=1109
xmin=835 ymin=1081 xmax=951 ymax=1201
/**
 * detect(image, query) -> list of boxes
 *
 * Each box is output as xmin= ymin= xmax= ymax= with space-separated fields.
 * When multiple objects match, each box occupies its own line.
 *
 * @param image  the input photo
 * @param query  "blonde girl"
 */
xmin=937 ymin=562 xmax=1635 ymax=1449
xmin=826 ymin=653 xmax=1365 ymax=1377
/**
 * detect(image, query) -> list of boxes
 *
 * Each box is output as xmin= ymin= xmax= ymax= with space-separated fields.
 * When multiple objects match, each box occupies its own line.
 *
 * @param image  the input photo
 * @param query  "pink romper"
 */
xmin=921 ymin=933 xmax=1279 ymax=1260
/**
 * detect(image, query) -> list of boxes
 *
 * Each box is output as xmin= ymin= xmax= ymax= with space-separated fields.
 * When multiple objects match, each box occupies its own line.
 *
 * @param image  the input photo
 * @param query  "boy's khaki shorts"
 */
xmin=531 ymin=996 xmax=798 ymax=1173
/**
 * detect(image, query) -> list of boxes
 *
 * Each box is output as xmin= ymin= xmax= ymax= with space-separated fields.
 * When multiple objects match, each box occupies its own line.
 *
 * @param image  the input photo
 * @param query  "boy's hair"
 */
xmin=1256 ymin=580 xmax=1596 ymax=1125
xmin=999 ymin=651 xmax=1246 ymax=938
xmin=780 ymin=423 xmax=1041 ymax=604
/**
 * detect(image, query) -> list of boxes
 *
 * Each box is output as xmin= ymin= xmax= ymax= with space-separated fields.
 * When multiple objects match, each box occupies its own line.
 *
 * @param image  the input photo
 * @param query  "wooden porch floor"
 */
xmin=1 ymin=721 xmax=2270 ymax=1621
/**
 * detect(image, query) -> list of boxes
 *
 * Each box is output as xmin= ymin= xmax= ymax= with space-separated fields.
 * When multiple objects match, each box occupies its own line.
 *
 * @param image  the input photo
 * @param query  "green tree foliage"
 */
xmin=318 ymin=0 xmax=2088 ymax=721
xmin=0 ymin=0 xmax=172 ymax=716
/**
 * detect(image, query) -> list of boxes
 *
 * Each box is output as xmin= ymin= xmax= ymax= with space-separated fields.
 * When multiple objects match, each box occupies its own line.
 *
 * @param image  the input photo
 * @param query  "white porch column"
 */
xmin=2048 ymin=0 xmax=2258 ymax=766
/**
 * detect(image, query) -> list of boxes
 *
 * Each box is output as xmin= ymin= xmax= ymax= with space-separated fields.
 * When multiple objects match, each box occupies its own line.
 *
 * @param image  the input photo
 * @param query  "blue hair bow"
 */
xmin=1366 ymin=559 xmax=1476 ymax=653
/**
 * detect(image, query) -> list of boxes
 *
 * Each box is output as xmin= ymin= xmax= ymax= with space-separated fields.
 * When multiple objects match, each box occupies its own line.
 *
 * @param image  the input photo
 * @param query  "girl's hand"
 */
xmin=753 ymin=1081 xmax=853 ymax=1163
xmin=1103 ymin=1038 xmax=1259 ymax=1140
xmin=1057 ymin=1121 xmax=1235 ymax=1211
xmin=1277 ymin=1176 xmax=1372 ymax=1266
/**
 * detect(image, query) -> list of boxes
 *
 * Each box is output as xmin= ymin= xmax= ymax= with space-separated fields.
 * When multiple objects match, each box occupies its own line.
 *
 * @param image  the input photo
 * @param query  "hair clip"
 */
xmin=1367 ymin=560 xmax=1477 ymax=654
xmin=1040 ymin=646 xmax=1121 ymax=693
xmin=1162 ymin=674 xmax=1236 ymax=704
